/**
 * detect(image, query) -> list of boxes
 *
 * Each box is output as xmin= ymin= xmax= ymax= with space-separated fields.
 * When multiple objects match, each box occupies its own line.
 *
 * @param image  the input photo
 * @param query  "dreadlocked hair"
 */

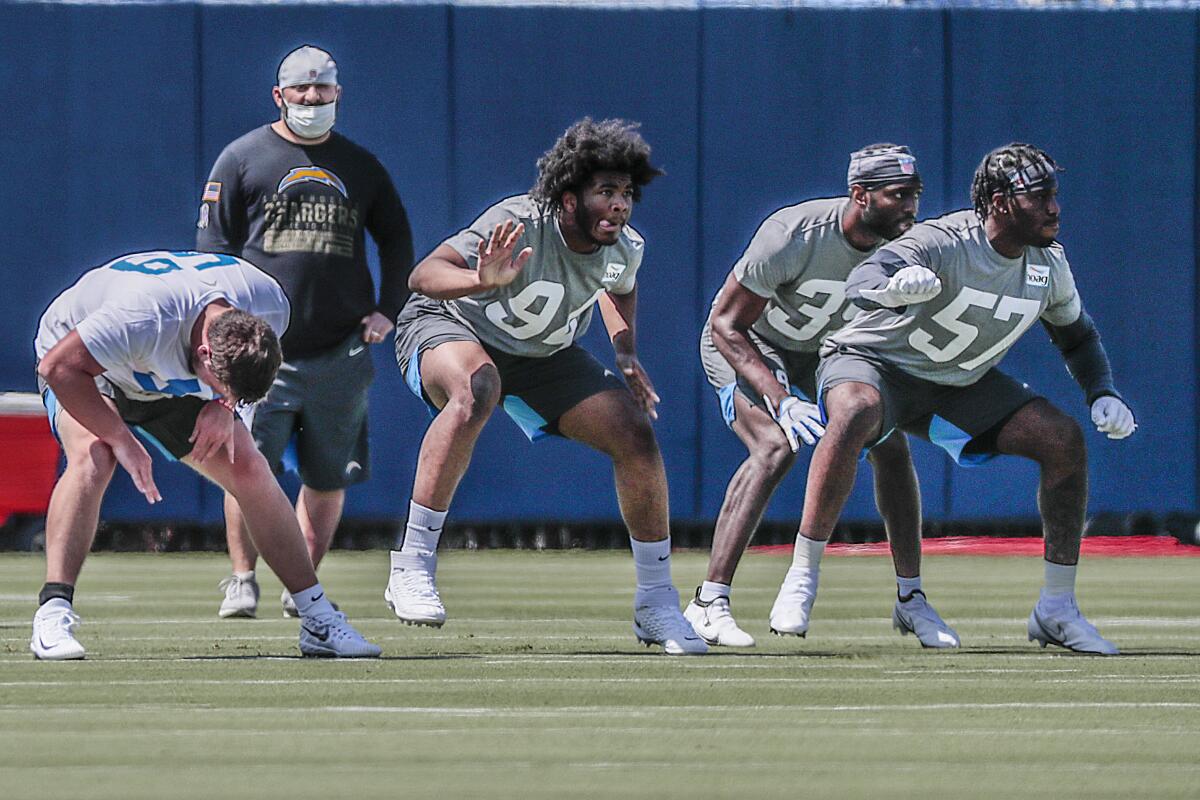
xmin=207 ymin=309 xmax=282 ymax=404
xmin=531 ymin=118 xmax=664 ymax=212
xmin=971 ymin=143 xmax=1059 ymax=220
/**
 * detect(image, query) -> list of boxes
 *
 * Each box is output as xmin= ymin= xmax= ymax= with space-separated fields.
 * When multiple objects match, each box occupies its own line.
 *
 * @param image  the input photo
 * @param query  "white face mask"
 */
xmin=282 ymin=99 xmax=336 ymax=139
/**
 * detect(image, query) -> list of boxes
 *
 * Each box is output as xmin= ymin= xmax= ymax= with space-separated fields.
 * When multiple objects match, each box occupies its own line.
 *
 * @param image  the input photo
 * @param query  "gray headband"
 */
xmin=277 ymin=45 xmax=338 ymax=88
xmin=847 ymin=145 xmax=921 ymax=189
xmin=1005 ymin=155 xmax=1058 ymax=194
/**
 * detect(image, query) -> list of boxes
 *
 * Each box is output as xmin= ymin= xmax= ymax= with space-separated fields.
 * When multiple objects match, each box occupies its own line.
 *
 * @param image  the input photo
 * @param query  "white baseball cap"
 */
xmin=277 ymin=45 xmax=338 ymax=88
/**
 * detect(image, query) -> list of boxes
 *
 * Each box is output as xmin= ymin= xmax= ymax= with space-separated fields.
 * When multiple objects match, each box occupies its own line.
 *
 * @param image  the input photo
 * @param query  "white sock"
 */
xmin=1041 ymin=561 xmax=1077 ymax=604
xmin=391 ymin=549 xmax=434 ymax=571
xmin=699 ymin=581 xmax=731 ymax=603
xmin=234 ymin=570 xmax=255 ymax=582
xmin=292 ymin=582 xmax=336 ymax=619
xmin=402 ymin=500 xmax=446 ymax=556
xmin=897 ymin=575 xmax=922 ymax=599
xmin=630 ymin=536 xmax=673 ymax=599
xmin=791 ymin=534 xmax=827 ymax=571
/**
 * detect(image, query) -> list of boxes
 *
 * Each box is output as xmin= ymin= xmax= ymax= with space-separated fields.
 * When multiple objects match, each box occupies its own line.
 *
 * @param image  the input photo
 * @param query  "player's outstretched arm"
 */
xmin=37 ymin=331 xmax=161 ymax=503
xmin=1042 ymin=313 xmax=1137 ymax=440
xmin=600 ymin=288 xmax=660 ymax=420
xmin=409 ymin=221 xmax=533 ymax=300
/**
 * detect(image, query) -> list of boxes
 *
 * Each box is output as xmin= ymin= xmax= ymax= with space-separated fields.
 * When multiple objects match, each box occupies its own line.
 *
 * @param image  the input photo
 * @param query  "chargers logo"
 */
xmin=277 ymin=166 xmax=348 ymax=197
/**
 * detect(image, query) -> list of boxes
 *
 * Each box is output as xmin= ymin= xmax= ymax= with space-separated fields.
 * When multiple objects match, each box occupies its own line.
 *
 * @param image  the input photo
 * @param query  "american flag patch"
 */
xmin=202 ymin=181 xmax=222 ymax=203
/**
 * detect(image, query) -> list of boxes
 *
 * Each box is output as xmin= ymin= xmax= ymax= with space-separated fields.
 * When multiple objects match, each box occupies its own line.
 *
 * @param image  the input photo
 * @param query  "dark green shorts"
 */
xmin=699 ymin=322 xmax=819 ymax=428
xmin=242 ymin=331 xmax=374 ymax=491
xmin=395 ymin=295 xmax=625 ymax=442
xmin=817 ymin=346 xmax=1039 ymax=465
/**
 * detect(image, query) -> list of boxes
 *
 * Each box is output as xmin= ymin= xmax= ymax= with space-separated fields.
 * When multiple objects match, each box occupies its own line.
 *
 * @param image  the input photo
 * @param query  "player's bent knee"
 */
xmin=1044 ymin=416 xmax=1086 ymax=467
xmin=752 ymin=436 xmax=796 ymax=478
xmin=829 ymin=390 xmax=883 ymax=441
xmin=65 ymin=438 xmax=118 ymax=481
xmin=611 ymin=413 xmax=661 ymax=462
xmin=437 ymin=366 xmax=500 ymax=427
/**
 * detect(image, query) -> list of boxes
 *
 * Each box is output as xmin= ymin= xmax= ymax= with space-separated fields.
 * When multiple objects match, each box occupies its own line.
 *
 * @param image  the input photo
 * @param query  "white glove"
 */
xmin=765 ymin=395 xmax=826 ymax=452
xmin=1090 ymin=396 xmax=1136 ymax=440
xmin=858 ymin=266 xmax=942 ymax=308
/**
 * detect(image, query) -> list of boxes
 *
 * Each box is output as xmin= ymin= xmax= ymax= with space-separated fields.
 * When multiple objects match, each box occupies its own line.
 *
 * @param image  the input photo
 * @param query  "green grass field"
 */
xmin=0 ymin=550 xmax=1197 ymax=799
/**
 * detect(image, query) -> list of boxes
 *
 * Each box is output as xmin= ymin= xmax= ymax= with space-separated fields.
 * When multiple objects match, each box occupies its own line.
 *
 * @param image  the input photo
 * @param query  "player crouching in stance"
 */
xmin=775 ymin=144 xmax=1134 ymax=655
xmin=692 ymin=144 xmax=958 ymax=648
xmin=390 ymin=118 xmax=705 ymax=654
xmin=32 ymin=251 xmax=381 ymax=659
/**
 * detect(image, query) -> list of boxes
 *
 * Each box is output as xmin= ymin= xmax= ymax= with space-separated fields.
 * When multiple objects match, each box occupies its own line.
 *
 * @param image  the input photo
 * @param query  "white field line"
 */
xmin=4 ymin=702 xmax=1200 ymax=718
xmin=0 ymin=676 xmax=1198 ymax=688
xmin=0 ymin=726 xmax=1192 ymax=739
xmin=3 ymin=653 xmax=1200 ymax=666
xmin=3 ymin=619 xmax=1197 ymax=633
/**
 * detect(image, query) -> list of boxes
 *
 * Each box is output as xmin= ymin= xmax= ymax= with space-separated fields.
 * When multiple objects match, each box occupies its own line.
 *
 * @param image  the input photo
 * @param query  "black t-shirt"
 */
xmin=196 ymin=124 xmax=413 ymax=358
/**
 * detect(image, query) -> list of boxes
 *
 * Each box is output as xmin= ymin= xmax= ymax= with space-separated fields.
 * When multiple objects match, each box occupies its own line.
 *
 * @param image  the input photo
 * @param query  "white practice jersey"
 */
xmin=35 ymin=251 xmax=290 ymax=402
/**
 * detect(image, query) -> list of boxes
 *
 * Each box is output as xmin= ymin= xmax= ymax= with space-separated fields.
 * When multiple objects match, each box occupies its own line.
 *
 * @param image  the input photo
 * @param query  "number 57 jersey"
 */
xmin=828 ymin=210 xmax=1082 ymax=387
xmin=439 ymin=195 xmax=644 ymax=358
xmin=35 ymin=251 xmax=290 ymax=402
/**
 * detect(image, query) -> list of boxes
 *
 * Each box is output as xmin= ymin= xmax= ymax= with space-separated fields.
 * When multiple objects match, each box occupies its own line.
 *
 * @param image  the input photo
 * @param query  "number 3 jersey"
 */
xmin=830 ymin=209 xmax=1082 ymax=387
xmin=708 ymin=197 xmax=879 ymax=353
xmin=436 ymin=194 xmax=643 ymax=358
xmin=35 ymin=251 xmax=290 ymax=402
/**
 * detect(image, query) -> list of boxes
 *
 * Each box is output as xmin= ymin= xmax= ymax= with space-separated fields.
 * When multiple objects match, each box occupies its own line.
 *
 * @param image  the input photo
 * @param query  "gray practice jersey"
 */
xmin=830 ymin=210 xmax=1082 ymax=386
xmin=710 ymin=197 xmax=878 ymax=353
xmin=438 ymin=195 xmax=643 ymax=358
xmin=35 ymin=251 xmax=290 ymax=402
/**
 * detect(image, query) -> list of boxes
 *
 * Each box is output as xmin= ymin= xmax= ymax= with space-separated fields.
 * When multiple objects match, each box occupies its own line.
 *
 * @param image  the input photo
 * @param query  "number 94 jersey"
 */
xmin=827 ymin=210 xmax=1082 ymax=387
xmin=440 ymin=195 xmax=643 ymax=358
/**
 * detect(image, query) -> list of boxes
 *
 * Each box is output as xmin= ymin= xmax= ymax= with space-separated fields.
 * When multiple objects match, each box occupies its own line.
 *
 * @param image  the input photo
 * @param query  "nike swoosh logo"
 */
xmin=309 ymin=592 xmax=324 ymax=603
xmin=302 ymin=625 xmax=329 ymax=642
xmin=657 ymin=555 xmax=670 ymax=561
xmin=428 ymin=525 xmax=443 ymax=533
xmin=348 ymin=345 xmax=365 ymax=356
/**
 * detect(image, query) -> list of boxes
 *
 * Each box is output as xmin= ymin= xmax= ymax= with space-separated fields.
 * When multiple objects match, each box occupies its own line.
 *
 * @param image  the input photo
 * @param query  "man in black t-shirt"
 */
xmin=197 ymin=44 xmax=414 ymax=619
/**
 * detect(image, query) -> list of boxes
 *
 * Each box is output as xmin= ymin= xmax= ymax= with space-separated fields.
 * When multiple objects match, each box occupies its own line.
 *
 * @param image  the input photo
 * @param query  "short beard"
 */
xmin=1010 ymin=202 xmax=1057 ymax=247
xmin=861 ymin=196 xmax=908 ymax=241
xmin=573 ymin=202 xmax=606 ymax=249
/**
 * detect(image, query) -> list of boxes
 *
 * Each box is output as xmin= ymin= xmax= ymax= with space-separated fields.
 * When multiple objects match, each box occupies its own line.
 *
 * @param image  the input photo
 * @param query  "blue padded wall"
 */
xmin=0 ymin=3 xmax=1194 ymax=525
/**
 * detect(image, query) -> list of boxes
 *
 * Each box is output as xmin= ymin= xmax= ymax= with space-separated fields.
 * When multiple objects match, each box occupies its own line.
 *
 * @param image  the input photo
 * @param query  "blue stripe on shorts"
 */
xmin=929 ymin=414 xmax=994 ymax=466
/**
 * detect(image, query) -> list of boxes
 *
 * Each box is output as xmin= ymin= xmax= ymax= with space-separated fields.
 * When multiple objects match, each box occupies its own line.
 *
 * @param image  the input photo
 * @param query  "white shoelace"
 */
xmin=219 ymin=576 xmax=252 ymax=600
xmin=40 ymin=610 xmax=80 ymax=645
xmin=399 ymin=568 xmax=442 ymax=602
xmin=705 ymin=599 xmax=737 ymax=628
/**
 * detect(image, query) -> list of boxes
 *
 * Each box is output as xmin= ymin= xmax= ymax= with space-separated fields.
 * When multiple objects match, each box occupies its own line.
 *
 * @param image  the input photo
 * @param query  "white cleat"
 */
xmin=31 ymin=598 xmax=86 ymax=661
xmin=633 ymin=587 xmax=708 ymax=655
xmin=280 ymin=589 xmax=299 ymax=618
xmin=893 ymin=590 xmax=960 ymax=649
xmin=684 ymin=589 xmax=755 ymax=648
xmin=299 ymin=611 xmax=382 ymax=658
xmin=384 ymin=553 xmax=446 ymax=627
xmin=218 ymin=574 xmax=259 ymax=619
xmin=769 ymin=566 xmax=818 ymax=637
xmin=1028 ymin=596 xmax=1118 ymax=655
